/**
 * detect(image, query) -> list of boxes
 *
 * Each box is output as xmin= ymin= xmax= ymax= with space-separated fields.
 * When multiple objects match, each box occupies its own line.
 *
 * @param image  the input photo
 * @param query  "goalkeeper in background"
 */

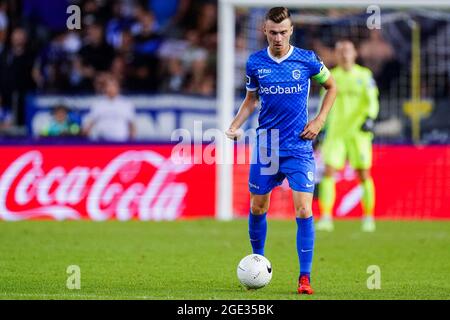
xmin=316 ymin=40 xmax=379 ymax=232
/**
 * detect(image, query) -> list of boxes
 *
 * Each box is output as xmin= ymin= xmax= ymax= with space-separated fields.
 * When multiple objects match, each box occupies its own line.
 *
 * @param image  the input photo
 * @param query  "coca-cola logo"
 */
xmin=0 ymin=150 xmax=192 ymax=221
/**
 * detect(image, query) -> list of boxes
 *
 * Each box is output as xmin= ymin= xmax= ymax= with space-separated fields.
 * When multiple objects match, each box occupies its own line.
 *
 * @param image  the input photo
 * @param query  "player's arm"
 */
xmin=361 ymin=72 xmax=380 ymax=132
xmin=300 ymin=74 xmax=337 ymax=140
xmin=127 ymin=103 xmax=136 ymax=140
xmin=226 ymin=58 xmax=259 ymax=140
xmin=128 ymin=122 xmax=136 ymax=140
xmin=226 ymin=90 xmax=258 ymax=140
xmin=82 ymin=122 xmax=94 ymax=137
xmin=366 ymin=72 xmax=379 ymax=119
xmin=82 ymin=104 xmax=98 ymax=136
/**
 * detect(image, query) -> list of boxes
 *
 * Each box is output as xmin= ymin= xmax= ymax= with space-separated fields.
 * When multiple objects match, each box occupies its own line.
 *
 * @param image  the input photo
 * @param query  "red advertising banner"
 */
xmin=233 ymin=145 xmax=450 ymax=220
xmin=0 ymin=145 xmax=215 ymax=221
xmin=1 ymin=145 xmax=448 ymax=221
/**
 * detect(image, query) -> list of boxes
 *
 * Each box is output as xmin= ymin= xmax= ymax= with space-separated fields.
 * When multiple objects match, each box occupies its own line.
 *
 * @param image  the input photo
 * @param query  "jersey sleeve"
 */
xmin=364 ymin=71 xmax=380 ymax=119
xmin=309 ymin=51 xmax=331 ymax=85
xmin=245 ymin=57 xmax=259 ymax=91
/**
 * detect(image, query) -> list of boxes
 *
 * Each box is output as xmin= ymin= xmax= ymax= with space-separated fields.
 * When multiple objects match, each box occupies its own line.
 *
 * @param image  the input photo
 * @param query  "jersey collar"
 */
xmin=267 ymin=45 xmax=294 ymax=64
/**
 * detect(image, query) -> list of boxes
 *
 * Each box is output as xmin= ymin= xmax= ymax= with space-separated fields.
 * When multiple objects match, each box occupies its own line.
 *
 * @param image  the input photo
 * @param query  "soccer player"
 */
xmin=316 ymin=40 xmax=379 ymax=232
xmin=225 ymin=7 xmax=337 ymax=294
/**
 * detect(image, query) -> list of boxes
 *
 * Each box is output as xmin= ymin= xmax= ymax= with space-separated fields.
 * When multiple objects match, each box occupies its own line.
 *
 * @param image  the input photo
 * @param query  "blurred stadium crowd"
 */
xmin=0 ymin=0 xmax=217 ymax=129
xmin=0 ymin=1 xmax=448 ymax=143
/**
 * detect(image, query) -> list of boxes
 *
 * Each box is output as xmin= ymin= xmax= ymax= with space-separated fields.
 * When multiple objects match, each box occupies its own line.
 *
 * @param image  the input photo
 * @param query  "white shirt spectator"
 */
xmin=85 ymin=95 xmax=135 ymax=142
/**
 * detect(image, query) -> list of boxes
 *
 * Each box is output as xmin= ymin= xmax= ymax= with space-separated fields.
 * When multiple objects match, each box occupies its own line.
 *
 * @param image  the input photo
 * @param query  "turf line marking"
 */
xmin=0 ymin=293 xmax=162 ymax=299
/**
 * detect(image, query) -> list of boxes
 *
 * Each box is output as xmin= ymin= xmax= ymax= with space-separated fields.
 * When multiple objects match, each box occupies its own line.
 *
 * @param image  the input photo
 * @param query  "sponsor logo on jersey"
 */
xmin=259 ymin=84 xmax=303 ymax=95
xmin=258 ymin=68 xmax=272 ymax=75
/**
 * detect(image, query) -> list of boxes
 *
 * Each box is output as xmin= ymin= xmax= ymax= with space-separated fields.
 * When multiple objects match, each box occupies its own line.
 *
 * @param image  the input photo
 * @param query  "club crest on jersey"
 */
xmin=292 ymin=69 xmax=301 ymax=80
xmin=307 ymin=171 xmax=314 ymax=182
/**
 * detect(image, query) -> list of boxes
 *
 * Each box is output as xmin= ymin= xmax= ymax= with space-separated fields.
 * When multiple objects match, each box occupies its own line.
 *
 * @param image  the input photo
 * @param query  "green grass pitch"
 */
xmin=0 ymin=219 xmax=449 ymax=300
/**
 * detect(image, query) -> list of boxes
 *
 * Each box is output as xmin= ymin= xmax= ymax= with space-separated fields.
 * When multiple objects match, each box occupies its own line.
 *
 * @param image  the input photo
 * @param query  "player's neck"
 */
xmin=269 ymin=44 xmax=291 ymax=59
xmin=341 ymin=63 xmax=355 ymax=71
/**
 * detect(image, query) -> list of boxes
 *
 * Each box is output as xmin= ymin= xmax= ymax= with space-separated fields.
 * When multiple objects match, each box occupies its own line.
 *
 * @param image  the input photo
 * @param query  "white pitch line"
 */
xmin=0 ymin=293 xmax=164 ymax=299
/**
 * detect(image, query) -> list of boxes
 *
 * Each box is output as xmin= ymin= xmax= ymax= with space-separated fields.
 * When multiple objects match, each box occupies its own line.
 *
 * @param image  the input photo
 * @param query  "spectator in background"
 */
xmin=148 ymin=0 xmax=191 ymax=36
xmin=105 ymin=1 xmax=136 ymax=50
xmin=0 ymin=0 xmax=221 ymax=131
xmin=131 ymin=6 xmax=160 ymax=36
xmin=83 ymin=75 xmax=136 ymax=142
xmin=179 ymin=2 xmax=217 ymax=95
xmin=0 ymin=27 xmax=35 ymax=125
xmin=80 ymin=0 xmax=111 ymax=25
xmin=32 ymin=31 xmax=81 ymax=92
xmin=159 ymin=57 xmax=185 ymax=93
xmin=22 ymin=0 xmax=69 ymax=46
xmin=129 ymin=9 xmax=161 ymax=91
xmin=180 ymin=29 xmax=209 ymax=95
xmin=0 ymin=0 xmax=7 ymax=54
xmin=110 ymin=54 xmax=129 ymax=89
xmin=73 ymin=22 xmax=115 ymax=91
xmin=311 ymin=38 xmax=337 ymax=68
xmin=116 ymin=28 xmax=135 ymax=59
xmin=235 ymin=33 xmax=249 ymax=95
xmin=188 ymin=2 xmax=217 ymax=52
xmin=359 ymin=30 xmax=394 ymax=74
xmin=358 ymin=29 xmax=395 ymax=86
xmin=40 ymin=104 xmax=80 ymax=137
xmin=0 ymin=96 xmax=13 ymax=131
xmin=197 ymin=70 xmax=215 ymax=96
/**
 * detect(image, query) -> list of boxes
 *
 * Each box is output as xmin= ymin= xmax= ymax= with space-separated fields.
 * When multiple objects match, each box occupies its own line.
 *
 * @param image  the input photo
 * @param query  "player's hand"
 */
xmin=225 ymin=127 xmax=244 ymax=141
xmin=361 ymin=117 xmax=375 ymax=133
xmin=300 ymin=117 xmax=325 ymax=140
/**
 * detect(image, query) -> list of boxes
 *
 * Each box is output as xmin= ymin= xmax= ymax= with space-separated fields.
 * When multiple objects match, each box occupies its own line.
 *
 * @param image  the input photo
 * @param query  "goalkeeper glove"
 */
xmin=361 ymin=117 xmax=375 ymax=133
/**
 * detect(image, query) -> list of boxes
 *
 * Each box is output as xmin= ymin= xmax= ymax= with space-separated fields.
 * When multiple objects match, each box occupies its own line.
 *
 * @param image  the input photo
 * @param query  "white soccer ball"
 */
xmin=237 ymin=254 xmax=272 ymax=289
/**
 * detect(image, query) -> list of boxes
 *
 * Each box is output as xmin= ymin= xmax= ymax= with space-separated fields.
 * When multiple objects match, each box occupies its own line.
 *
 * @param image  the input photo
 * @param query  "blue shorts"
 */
xmin=248 ymin=150 xmax=316 ymax=195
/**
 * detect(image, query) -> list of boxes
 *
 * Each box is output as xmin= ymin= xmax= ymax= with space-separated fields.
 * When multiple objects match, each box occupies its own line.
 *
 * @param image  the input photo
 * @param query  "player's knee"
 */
xmin=295 ymin=206 xmax=312 ymax=218
xmin=250 ymin=202 xmax=269 ymax=215
xmin=324 ymin=165 xmax=336 ymax=177
xmin=357 ymin=169 xmax=371 ymax=181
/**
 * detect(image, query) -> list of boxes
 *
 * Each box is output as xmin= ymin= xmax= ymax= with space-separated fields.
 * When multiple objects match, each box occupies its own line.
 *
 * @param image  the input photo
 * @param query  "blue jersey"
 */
xmin=246 ymin=46 xmax=325 ymax=157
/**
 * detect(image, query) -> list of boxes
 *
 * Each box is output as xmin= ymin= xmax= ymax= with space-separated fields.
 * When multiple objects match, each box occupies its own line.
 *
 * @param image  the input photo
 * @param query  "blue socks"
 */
xmin=248 ymin=213 xmax=314 ymax=281
xmin=248 ymin=211 xmax=267 ymax=256
xmin=296 ymin=216 xmax=315 ymax=281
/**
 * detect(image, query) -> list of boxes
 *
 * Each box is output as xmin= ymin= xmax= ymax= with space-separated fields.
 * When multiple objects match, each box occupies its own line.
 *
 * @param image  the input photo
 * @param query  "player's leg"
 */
xmin=317 ymin=164 xmax=337 ymax=231
xmin=356 ymin=168 xmax=376 ymax=232
xmin=247 ymin=148 xmax=283 ymax=256
xmin=248 ymin=192 xmax=271 ymax=255
xmin=282 ymin=155 xmax=315 ymax=294
xmin=317 ymin=138 xmax=345 ymax=231
xmin=349 ymin=134 xmax=376 ymax=232
xmin=292 ymin=190 xmax=315 ymax=294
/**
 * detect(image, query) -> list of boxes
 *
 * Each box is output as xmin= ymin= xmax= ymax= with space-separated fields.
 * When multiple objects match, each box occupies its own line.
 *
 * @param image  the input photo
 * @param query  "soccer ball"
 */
xmin=237 ymin=254 xmax=272 ymax=289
